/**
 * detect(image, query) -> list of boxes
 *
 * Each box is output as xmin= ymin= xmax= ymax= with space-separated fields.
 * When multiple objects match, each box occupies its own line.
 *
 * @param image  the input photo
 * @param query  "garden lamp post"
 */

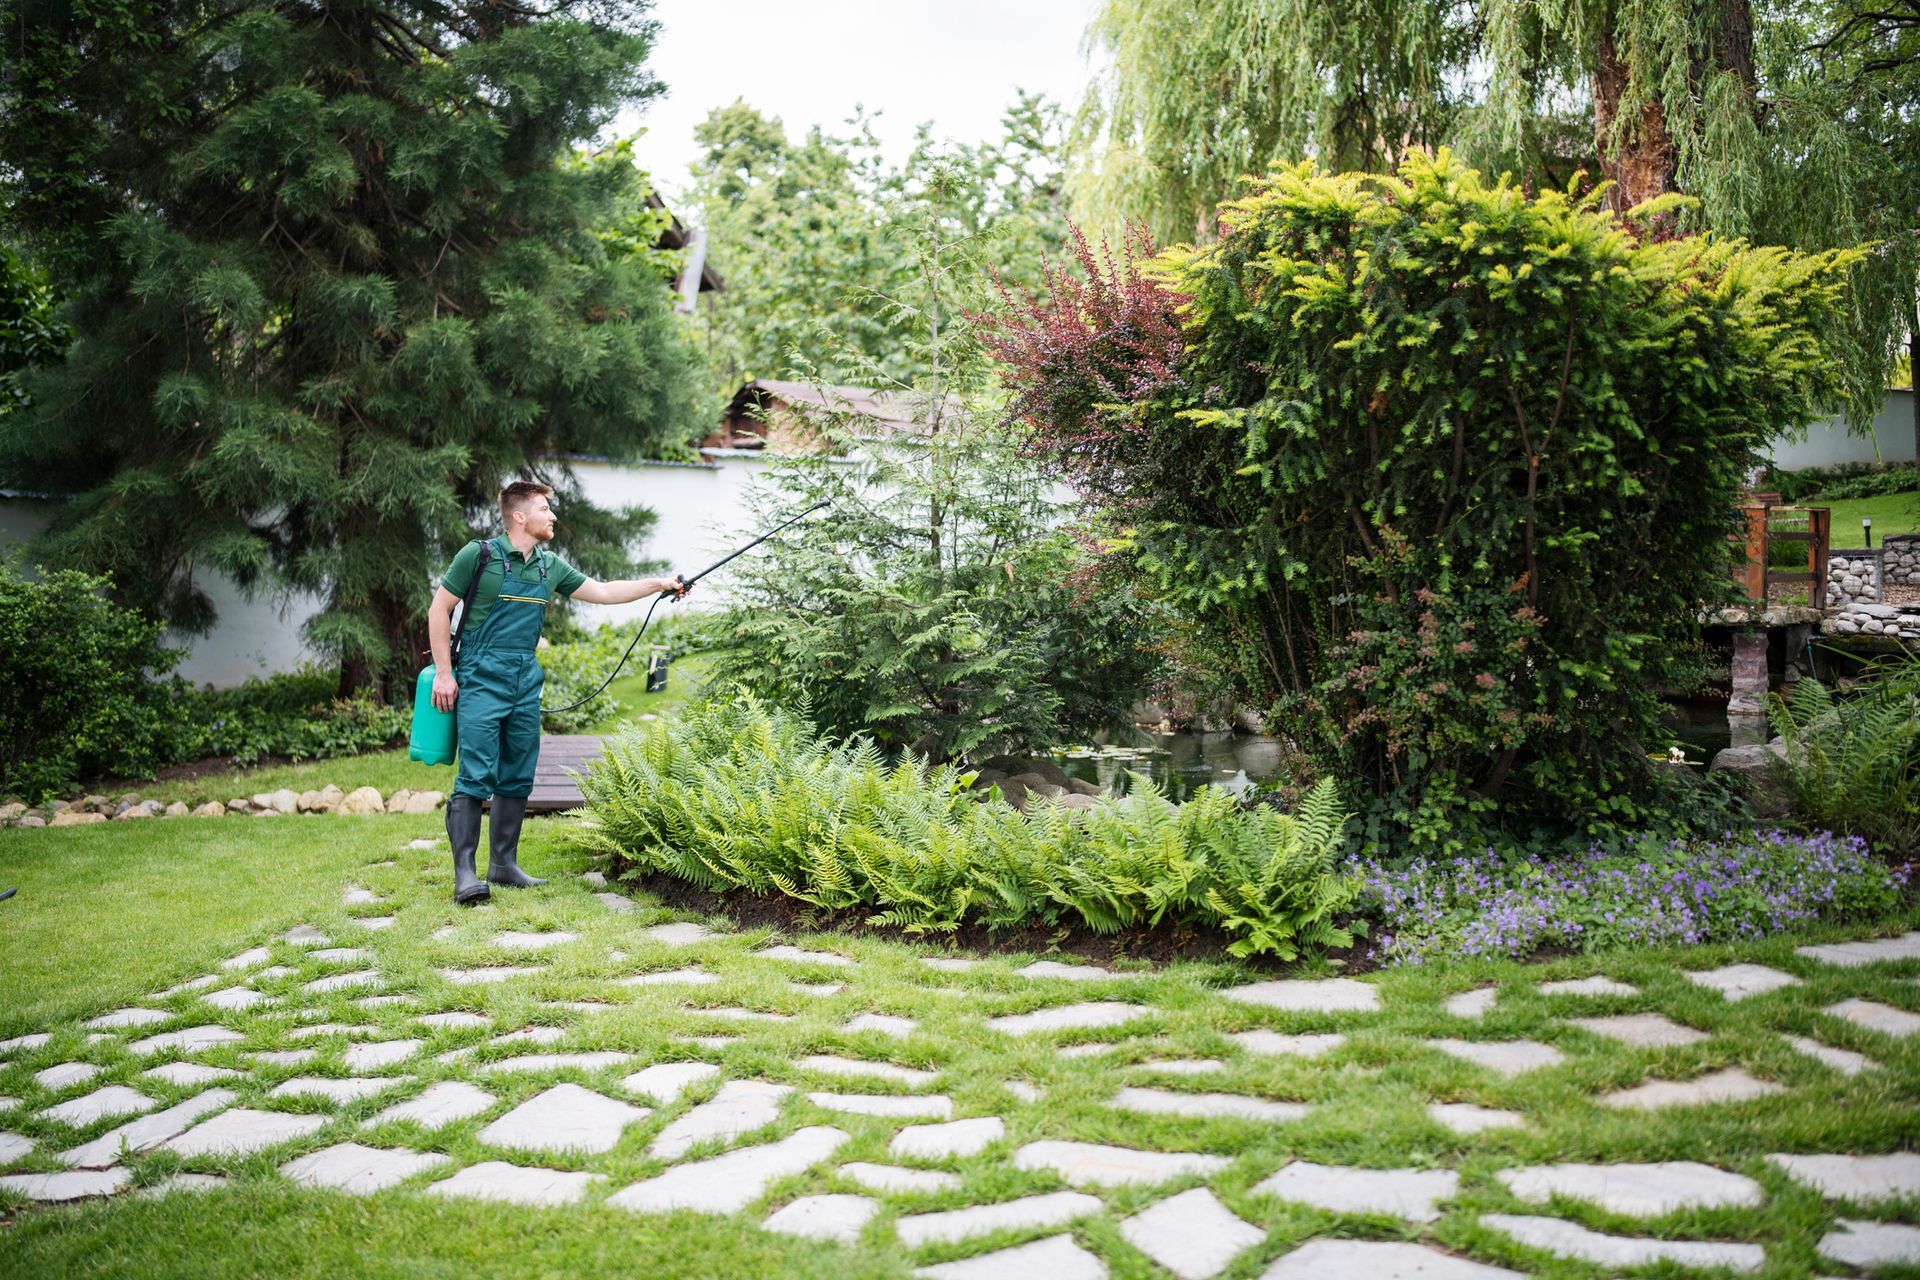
xmin=1863 ymin=517 xmax=1872 ymax=548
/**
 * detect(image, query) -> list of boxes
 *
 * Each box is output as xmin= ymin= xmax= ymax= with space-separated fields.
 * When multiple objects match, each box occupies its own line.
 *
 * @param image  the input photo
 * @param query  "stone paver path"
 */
xmin=5 ymin=871 xmax=1917 ymax=1280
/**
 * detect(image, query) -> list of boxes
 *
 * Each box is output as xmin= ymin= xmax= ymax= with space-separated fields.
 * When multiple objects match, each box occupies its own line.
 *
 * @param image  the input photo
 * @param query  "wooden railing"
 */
xmin=1738 ymin=502 xmax=1830 ymax=605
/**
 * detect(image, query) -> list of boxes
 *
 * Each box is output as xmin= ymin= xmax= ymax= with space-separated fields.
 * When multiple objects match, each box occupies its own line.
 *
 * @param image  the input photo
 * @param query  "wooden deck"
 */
xmin=518 ymin=735 xmax=606 ymax=813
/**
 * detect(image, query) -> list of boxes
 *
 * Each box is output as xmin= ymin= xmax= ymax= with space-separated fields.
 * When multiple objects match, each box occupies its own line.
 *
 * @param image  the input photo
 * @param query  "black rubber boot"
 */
xmin=447 ymin=795 xmax=490 ymax=905
xmin=485 ymin=795 xmax=545 ymax=888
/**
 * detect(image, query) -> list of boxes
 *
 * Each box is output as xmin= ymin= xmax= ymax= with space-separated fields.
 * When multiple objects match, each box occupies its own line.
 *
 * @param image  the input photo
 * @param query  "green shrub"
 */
xmin=1769 ymin=657 xmax=1920 ymax=854
xmin=1771 ymin=462 xmax=1919 ymax=504
xmin=993 ymin=152 xmax=1860 ymax=853
xmin=179 ymin=670 xmax=409 ymax=768
xmin=0 ymin=559 xmax=192 ymax=800
xmin=580 ymin=693 xmax=1362 ymax=959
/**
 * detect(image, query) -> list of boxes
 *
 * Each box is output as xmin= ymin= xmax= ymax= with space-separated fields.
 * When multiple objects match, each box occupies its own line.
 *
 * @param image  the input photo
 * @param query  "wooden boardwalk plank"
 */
xmin=523 ymin=735 xmax=605 ymax=813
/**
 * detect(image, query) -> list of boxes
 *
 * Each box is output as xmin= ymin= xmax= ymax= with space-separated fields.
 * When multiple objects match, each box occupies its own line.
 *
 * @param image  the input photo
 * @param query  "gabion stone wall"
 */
xmin=1883 ymin=536 xmax=1920 ymax=588
xmin=1826 ymin=550 xmax=1883 ymax=605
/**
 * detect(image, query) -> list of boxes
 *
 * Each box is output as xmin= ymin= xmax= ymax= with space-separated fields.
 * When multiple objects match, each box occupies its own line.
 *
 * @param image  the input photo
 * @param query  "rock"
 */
xmin=1707 ymin=741 xmax=1792 ymax=816
xmin=83 ymin=794 xmax=110 ymax=812
xmin=1066 ymin=778 xmax=1103 ymax=797
xmin=15 ymin=815 xmax=45 ymax=828
xmin=192 ymin=801 xmax=226 ymax=818
xmin=340 ymin=786 xmax=386 ymax=815
xmin=113 ymin=806 xmax=152 ymax=820
xmin=319 ymin=784 xmax=345 ymax=808
xmin=385 ymin=789 xmax=414 ymax=813
xmin=967 ymin=767 xmax=1006 ymax=789
xmin=164 ymin=802 xmax=190 ymax=818
xmin=48 ymin=799 xmax=70 ymax=813
xmin=118 ymin=792 xmax=141 ymax=805
xmin=297 ymin=790 xmax=323 ymax=813
xmin=993 ymin=777 xmax=1030 ymax=810
xmin=0 ymin=802 xmax=23 ymax=820
xmin=1011 ymin=772 xmax=1066 ymax=799
xmin=402 ymin=790 xmax=444 ymax=814
xmin=982 ymin=755 xmax=1073 ymax=789
xmin=1056 ymin=794 xmax=1098 ymax=812
xmin=50 ymin=811 xmax=107 ymax=827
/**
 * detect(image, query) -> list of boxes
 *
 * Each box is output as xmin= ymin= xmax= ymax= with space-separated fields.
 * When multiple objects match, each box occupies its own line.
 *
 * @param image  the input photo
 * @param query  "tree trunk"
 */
xmin=1591 ymin=27 xmax=1678 ymax=210
xmin=1911 ymin=300 xmax=1918 ymax=467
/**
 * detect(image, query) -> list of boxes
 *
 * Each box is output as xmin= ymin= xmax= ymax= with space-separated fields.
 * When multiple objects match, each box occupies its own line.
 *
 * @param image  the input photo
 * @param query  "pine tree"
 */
xmin=0 ymin=0 xmax=706 ymax=695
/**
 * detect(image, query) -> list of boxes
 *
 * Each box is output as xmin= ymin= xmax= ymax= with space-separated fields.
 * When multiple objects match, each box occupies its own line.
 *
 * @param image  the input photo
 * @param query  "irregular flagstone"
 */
xmin=282 ymin=925 xmax=330 ymax=946
xmin=1058 ymin=1042 xmax=1122 ymax=1059
xmin=840 ymin=1161 xmax=962 ymax=1194
xmin=648 ymin=1080 xmax=791 ymax=1159
xmin=1254 ymin=1161 xmax=1458 ymax=1223
xmin=1260 ymin=1239 xmax=1524 ymax=1279
xmin=425 ymin=1160 xmax=604 ymax=1206
xmin=790 ymin=981 xmax=846 ymax=997
xmin=1766 ymin=1152 xmax=1920 ymax=1202
xmin=249 ymin=965 xmax=297 ymax=983
xmin=1228 ymin=1030 xmax=1344 ymax=1058
xmin=59 ymin=1089 xmax=237 ymax=1169
xmin=620 ymin=967 xmax=717 ymax=987
xmin=34 ymin=1062 xmax=103 ymax=1090
xmin=1111 ymin=1086 xmax=1308 ymax=1123
xmin=895 ymin=1189 xmax=1103 ymax=1247
xmin=490 ymin=930 xmax=579 ymax=951
xmin=1221 ymin=978 xmax=1378 ymax=1013
xmin=1598 ymin=1068 xmax=1785 ymax=1111
xmin=485 ymin=1026 xmax=568 ymax=1048
xmin=342 ymin=888 xmax=381 ymax=905
xmin=595 ymin=893 xmax=636 ymax=914
xmin=757 ymin=944 xmax=857 ymax=968
xmin=844 ymin=1013 xmax=917 ymax=1037
xmin=344 ymin=1039 xmax=422 ymax=1073
xmin=140 ymin=1059 xmax=241 ymax=1090
xmin=85 ymin=1007 xmax=171 ymax=1030
xmin=889 ymin=1116 xmax=1004 ymax=1160
xmin=1133 ymin=1058 xmax=1227 ymax=1075
xmin=581 ymin=871 xmax=608 ymax=888
xmin=762 ymin=1192 xmax=879 ymax=1242
xmin=689 ymin=1006 xmax=791 ymax=1023
xmin=1570 ymin=1013 xmax=1709 ymax=1048
xmin=479 ymin=1083 xmax=651 ymax=1156
xmin=809 ymin=1092 xmax=952 ymax=1119
xmin=287 ymin=1023 xmax=379 ymax=1040
xmin=646 ymin=922 xmax=717 ymax=945
xmin=1016 ymin=960 xmax=1111 ymax=981
xmin=1013 ymin=1139 xmax=1230 ymax=1188
xmin=915 ymin=1234 xmax=1107 ymax=1280
xmin=248 ymin=1049 xmax=319 ymax=1069
xmin=1537 ymin=975 xmax=1638 ymax=997
xmin=0 ymin=1168 xmax=131 ymax=1202
xmin=309 ymin=947 xmax=372 ymax=964
xmin=622 ymin=1062 xmax=722 ymax=1105
xmin=154 ymin=976 xmax=220 ymax=998
xmin=1783 ymin=1034 xmax=1873 ymax=1076
xmin=160 ymin=1108 xmax=328 ymax=1158
xmin=1002 ymin=1082 xmax=1043 ymax=1103
xmin=439 ymin=966 xmax=541 ymax=986
xmin=1497 ymin=1161 xmax=1764 ymax=1215
xmin=798 ymin=1055 xmax=939 ymax=1087
xmin=281 ymin=1142 xmax=450 ymax=1193
xmin=920 ymin=957 xmax=980 ymax=973
xmin=0 ymin=1097 xmax=14 ymax=1111
xmin=1796 ymin=931 xmax=1920 ymax=967
xmin=1427 ymin=1102 xmax=1526 ymax=1134
xmin=200 ymin=986 xmax=269 ymax=1012
xmin=1119 ymin=1187 xmax=1266 ymax=1280
xmin=1481 ymin=1212 xmax=1764 ymax=1273
xmin=365 ymin=1081 xmax=498 ymax=1129
xmin=357 ymin=917 xmax=396 ymax=932
xmin=1818 ymin=1219 xmax=1920 ymax=1268
xmin=1823 ymin=998 xmax=1920 ymax=1038
xmin=221 ymin=947 xmax=272 ymax=971
xmin=415 ymin=1011 xmax=492 ymax=1030
xmin=135 ymin=1172 xmax=228 ymax=1197
xmin=480 ymin=1059 xmax=629 ymax=1074
xmin=305 ymin=971 xmax=381 ymax=994
xmin=0 ymin=1131 xmax=33 ymax=1162
xmin=0 ymin=1032 xmax=52 ymax=1054
xmin=1445 ymin=988 xmax=1498 ymax=1019
xmin=41 ymin=1086 xmax=155 ymax=1127
xmin=683 ymin=1036 xmax=740 ymax=1051
xmin=609 ymin=1125 xmax=850 ymax=1214
xmin=1427 ymin=1038 xmax=1564 ymax=1077
xmin=269 ymin=1077 xmax=402 ymax=1104
xmin=1685 ymin=963 xmax=1801 ymax=1001
xmin=987 ymin=1002 xmax=1152 ymax=1036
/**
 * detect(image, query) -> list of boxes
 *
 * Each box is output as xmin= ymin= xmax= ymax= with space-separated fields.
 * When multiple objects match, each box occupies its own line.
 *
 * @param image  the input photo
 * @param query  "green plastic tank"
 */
xmin=408 ymin=665 xmax=456 ymax=765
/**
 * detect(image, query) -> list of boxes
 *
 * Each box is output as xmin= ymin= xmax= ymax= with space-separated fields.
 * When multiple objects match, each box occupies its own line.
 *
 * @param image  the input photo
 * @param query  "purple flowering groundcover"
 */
xmin=1351 ymin=830 xmax=1911 ymax=965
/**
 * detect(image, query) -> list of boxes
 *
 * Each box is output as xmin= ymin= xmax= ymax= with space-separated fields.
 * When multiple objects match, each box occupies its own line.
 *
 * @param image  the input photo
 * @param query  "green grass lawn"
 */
xmin=1818 ymin=490 xmax=1920 ymax=543
xmin=2 ymin=807 xmax=1916 ymax=1278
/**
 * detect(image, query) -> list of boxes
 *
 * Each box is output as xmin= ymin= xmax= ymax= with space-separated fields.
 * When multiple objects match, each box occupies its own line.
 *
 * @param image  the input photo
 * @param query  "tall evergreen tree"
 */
xmin=0 ymin=0 xmax=705 ymax=695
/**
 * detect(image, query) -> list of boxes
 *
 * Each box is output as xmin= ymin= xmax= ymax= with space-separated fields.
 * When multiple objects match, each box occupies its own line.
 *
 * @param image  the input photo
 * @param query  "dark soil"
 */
xmin=620 ymin=864 xmax=1374 ymax=974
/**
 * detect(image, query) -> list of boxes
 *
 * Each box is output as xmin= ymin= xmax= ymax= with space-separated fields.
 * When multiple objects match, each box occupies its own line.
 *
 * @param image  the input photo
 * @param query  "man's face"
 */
xmin=516 ymin=495 xmax=557 ymax=542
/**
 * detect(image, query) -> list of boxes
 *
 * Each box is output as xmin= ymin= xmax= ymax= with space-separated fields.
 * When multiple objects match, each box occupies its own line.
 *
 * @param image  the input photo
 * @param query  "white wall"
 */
xmin=1769 ymin=389 xmax=1915 ymax=471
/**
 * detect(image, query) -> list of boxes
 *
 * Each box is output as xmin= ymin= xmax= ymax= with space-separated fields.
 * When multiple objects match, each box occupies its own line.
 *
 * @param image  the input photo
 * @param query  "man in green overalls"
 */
xmin=425 ymin=480 xmax=689 ymax=904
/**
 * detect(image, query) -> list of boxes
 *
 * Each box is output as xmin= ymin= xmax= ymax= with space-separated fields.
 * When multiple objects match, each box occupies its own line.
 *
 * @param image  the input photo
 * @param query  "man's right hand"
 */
xmin=432 ymin=669 xmax=458 ymax=713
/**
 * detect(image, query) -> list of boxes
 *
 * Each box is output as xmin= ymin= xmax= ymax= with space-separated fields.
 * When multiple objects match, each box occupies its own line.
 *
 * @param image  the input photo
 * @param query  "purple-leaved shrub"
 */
xmin=1353 ymin=831 xmax=1908 ymax=965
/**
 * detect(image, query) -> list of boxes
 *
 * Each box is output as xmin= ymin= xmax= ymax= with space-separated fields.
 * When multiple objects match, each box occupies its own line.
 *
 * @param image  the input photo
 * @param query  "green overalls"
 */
xmin=453 ymin=536 xmax=550 ymax=800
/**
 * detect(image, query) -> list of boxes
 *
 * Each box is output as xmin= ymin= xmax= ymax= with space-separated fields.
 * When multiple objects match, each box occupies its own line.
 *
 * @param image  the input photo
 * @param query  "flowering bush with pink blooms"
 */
xmin=1352 ymin=830 xmax=1909 ymax=965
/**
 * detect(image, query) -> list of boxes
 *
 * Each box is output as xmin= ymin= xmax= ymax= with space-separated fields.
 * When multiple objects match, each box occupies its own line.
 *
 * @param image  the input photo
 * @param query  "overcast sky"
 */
xmin=616 ymin=0 xmax=1101 ymax=205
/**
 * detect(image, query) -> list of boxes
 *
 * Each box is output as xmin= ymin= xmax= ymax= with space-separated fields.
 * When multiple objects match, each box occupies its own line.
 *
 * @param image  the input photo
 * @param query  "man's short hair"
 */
xmin=499 ymin=480 xmax=553 ymax=523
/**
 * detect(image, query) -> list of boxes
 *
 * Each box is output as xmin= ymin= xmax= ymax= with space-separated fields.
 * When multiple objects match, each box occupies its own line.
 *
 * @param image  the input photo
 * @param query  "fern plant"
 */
xmin=578 ymin=692 xmax=1364 ymax=958
xmin=1768 ymin=656 xmax=1920 ymax=854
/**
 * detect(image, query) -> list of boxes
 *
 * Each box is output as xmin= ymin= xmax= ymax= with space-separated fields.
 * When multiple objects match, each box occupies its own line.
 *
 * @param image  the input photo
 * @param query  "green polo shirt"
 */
xmin=441 ymin=539 xmax=587 ymax=639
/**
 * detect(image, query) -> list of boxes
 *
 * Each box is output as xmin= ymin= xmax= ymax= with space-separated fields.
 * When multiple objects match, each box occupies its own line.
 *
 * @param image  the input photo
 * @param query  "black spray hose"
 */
xmin=544 ymin=499 xmax=832 ymax=717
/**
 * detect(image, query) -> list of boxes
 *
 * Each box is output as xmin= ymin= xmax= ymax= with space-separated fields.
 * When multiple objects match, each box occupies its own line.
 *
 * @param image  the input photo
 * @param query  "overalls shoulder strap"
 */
xmin=452 ymin=538 xmax=493 ymax=659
